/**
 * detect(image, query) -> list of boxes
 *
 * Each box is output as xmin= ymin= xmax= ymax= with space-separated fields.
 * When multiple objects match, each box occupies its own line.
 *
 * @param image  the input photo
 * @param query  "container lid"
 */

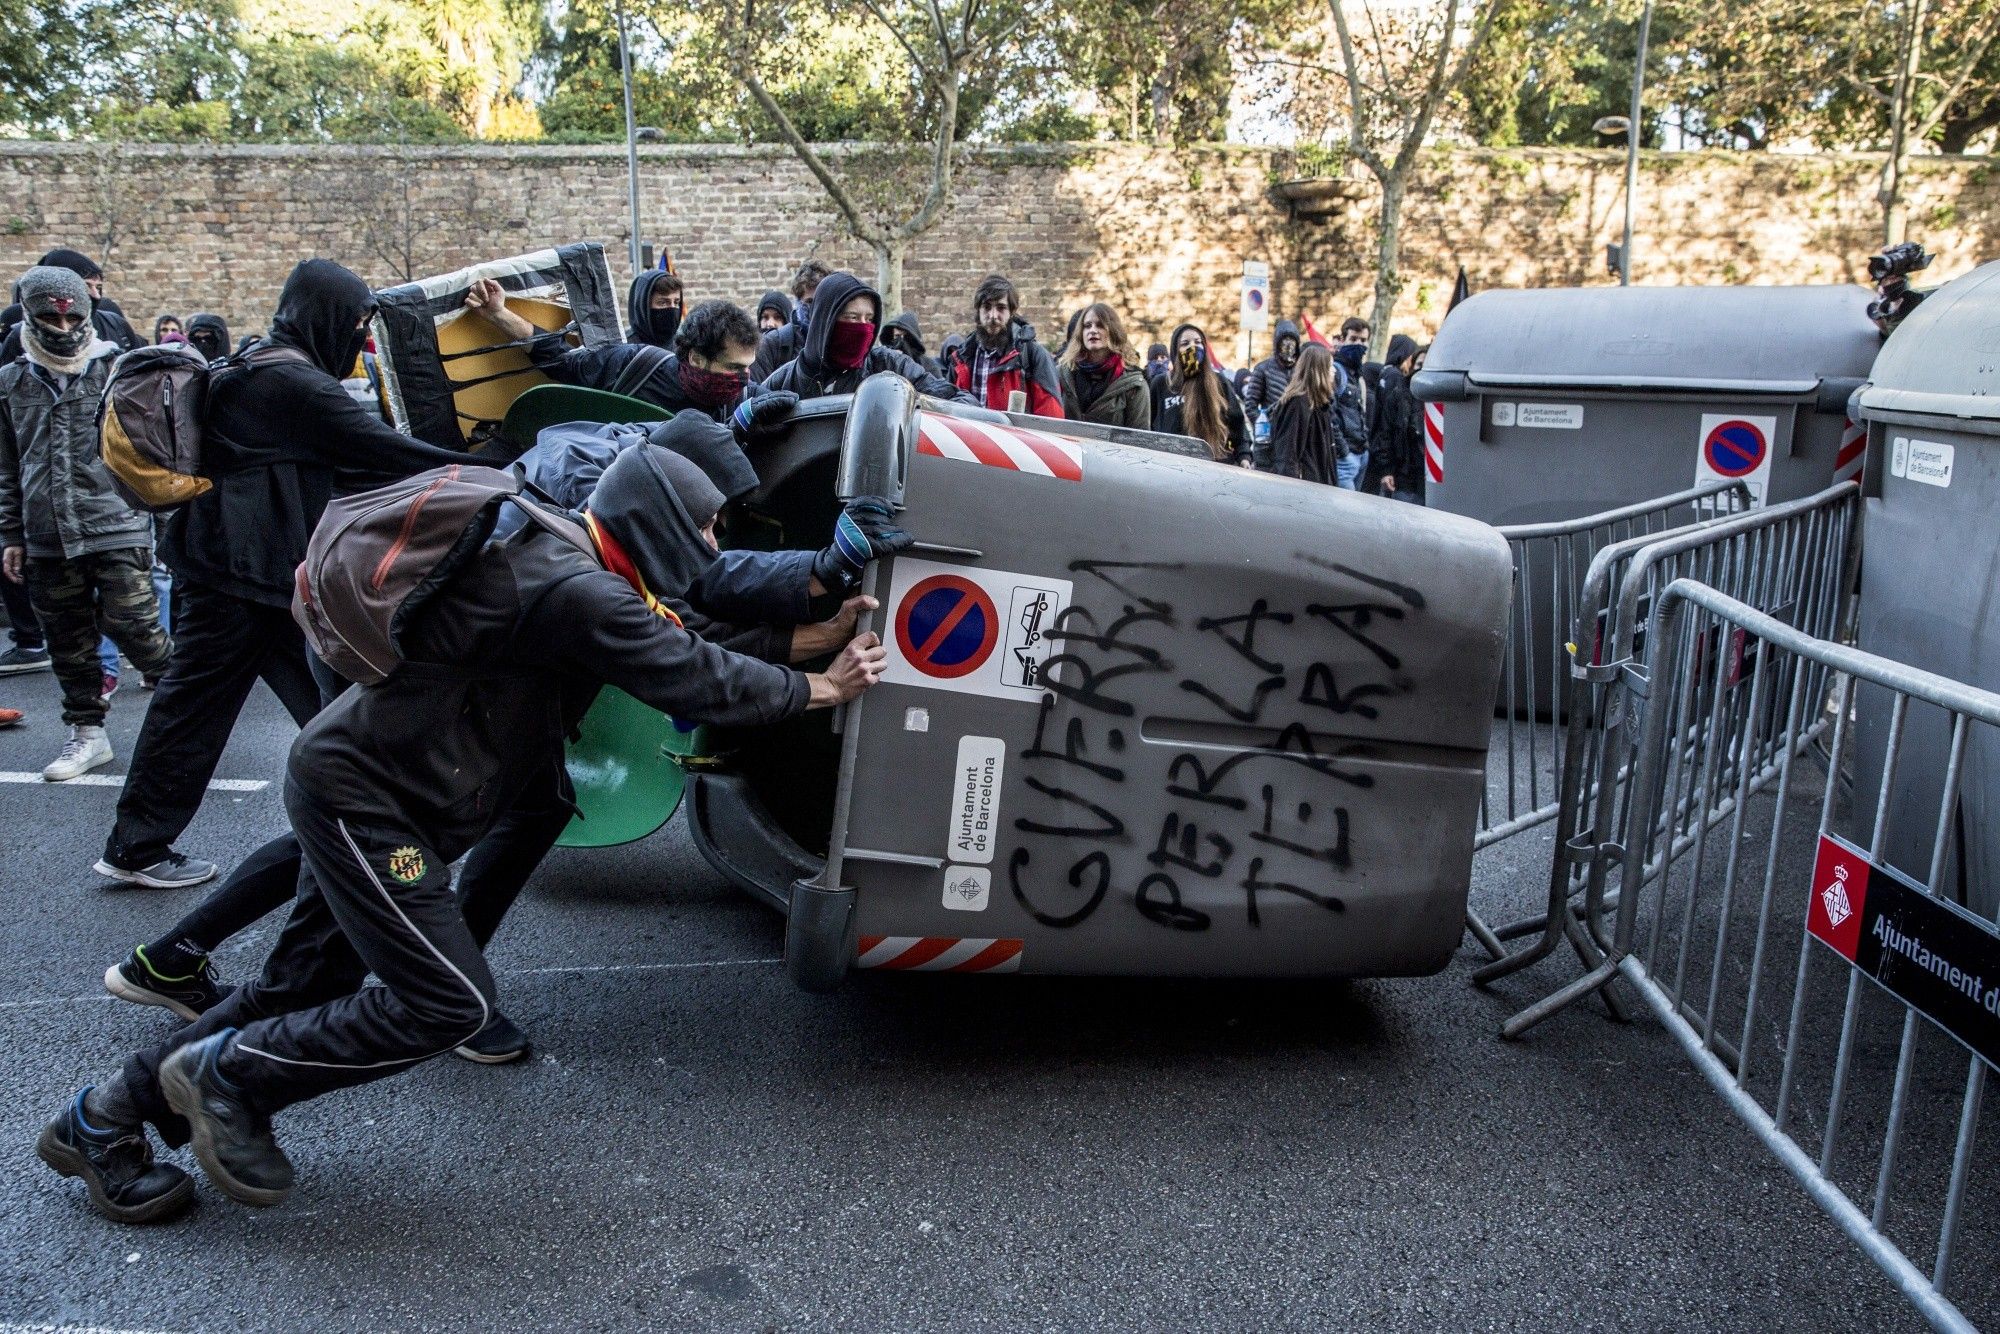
xmin=1856 ymin=260 xmax=2000 ymax=427
xmin=1425 ymin=284 xmax=1880 ymax=394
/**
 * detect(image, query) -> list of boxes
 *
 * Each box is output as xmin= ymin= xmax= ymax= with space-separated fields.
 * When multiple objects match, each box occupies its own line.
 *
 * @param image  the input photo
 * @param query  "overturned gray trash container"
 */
xmin=1852 ymin=260 xmax=2000 ymax=917
xmin=1413 ymin=285 xmax=1879 ymax=526
xmin=686 ymin=377 xmax=1514 ymax=986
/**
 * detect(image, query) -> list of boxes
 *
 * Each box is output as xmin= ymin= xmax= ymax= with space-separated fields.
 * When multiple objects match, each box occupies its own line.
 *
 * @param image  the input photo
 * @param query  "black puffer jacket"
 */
xmin=1240 ymin=320 xmax=1300 ymax=411
xmin=761 ymin=273 xmax=969 ymax=402
xmin=161 ymin=260 xmax=469 ymax=605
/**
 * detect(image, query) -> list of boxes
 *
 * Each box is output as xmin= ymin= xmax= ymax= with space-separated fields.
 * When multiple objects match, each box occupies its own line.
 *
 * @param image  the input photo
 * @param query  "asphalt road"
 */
xmin=0 ymin=668 xmax=1967 ymax=1332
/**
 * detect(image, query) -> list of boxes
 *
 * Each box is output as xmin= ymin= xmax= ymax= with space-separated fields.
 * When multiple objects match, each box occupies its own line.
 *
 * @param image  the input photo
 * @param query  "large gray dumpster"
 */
xmin=1413 ymin=285 xmax=1878 ymax=526
xmin=1852 ymin=260 xmax=2000 ymax=916
xmin=686 ymin=377 xmax=1514 ymax=986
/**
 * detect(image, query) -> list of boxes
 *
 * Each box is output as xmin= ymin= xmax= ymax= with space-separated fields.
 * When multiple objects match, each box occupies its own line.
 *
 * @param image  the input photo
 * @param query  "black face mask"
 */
xmin=1334 ymin=343 xmax=1365 ymax=372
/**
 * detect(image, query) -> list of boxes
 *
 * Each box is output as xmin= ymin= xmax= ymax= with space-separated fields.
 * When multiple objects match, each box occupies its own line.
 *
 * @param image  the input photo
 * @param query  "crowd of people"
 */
xmin=0 ymin=239 xmax=1432 ymax=1226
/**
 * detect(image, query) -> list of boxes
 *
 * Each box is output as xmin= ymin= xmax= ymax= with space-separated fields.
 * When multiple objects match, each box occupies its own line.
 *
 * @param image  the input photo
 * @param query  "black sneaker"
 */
xmin=105 ymin=947 xmax=227 ymax=1022
xmin=0 ymin=644 xmax=50 ymax=674
xmin=93 ymin=851 xmax=219 ymax=890
xmin=158 ymin=1031 xmax=294 ymax=1208
xmin=454 ymin=1013 xmax=530 ymax=1064
xmin=37 ymin=1090 xmax=195 ymax=1224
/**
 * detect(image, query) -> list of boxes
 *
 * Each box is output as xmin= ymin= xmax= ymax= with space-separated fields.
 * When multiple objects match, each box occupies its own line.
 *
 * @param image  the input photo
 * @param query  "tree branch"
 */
xmin=1326 ymin=0 xmax=1387 ymax=176
xmin=852 ymin=0 xmax=943 ymax=92
xmin=729 ymin=45 xmax=880 ymax=242
xmin=1911 ymin=8 xmax=2000 ymax=142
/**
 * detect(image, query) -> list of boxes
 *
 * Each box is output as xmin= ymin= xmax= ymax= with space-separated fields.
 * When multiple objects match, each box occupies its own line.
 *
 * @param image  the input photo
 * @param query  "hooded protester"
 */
xmin=0 ymin=249 xmax=142 ymax=360
xmin=42 ymin=442 xmax=890 ymax=1225
xmin=1371 ymin=334 xmax=1426 ymax=502
xmin=1241 ymin=319 xmax=1301 ymax=412
xmin=184 ymin=314 xmax=230 ymax=363
xmin=0 ymin=266 xmax=173 ymax=783
xmin=880 ymin=312 xmax=941 ymax=376
xmin=750 ymin=259 xmax=832 ymax=381
xmin=951 ymin=275 xmax=1065 ymax=418
xmin=760 ymin=272 xmax=971 ymax=402
xmin=1057 ymin=302 xmax=1150 ymax=430
xmin=468 ymin=285 xmax=780 ymax=427
xmin=755 ymin=290 xmax=792 ymax=335
xmin=1268 ymin=343 xmax=1341 ymax=485
xmin=938 ymin=332 xmax=967 ymax=382
xmin=98 ymin=259 xmax=475 ymax=894
xmin=153 ymin=314 xmax=182 ymax=344
xmin=1329 ymin=339 xmax=1372 ymax=487
xmin=1144 ymin=342 xmax=1170 ymax=386
xmin=626 ymin=268 xmax=684 ymax=348
xmin=1152 ymin=323 xmax=1249 ymax=466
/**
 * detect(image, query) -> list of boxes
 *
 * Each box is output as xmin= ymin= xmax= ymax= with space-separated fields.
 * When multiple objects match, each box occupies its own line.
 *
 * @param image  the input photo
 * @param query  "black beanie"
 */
xmin=587 ymin=443 xmax=724 ymax=601
xmin=38 ymin=248 xmax=104 ymax=281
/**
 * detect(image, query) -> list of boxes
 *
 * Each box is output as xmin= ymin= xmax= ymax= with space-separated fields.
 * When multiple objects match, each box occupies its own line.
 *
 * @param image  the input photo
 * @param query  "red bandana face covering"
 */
xmin=680 ymin=363 xmax=745 ymax=409
xmin=827 ymin=320 xmax=876 ymax=371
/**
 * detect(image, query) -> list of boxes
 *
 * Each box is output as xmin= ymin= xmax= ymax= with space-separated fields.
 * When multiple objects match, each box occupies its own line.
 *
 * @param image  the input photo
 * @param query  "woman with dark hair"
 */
xmin=1268 ymin=343 xmax=1340 ymax=484
xmin=1057 ymin=303 xmax=1150 ymax=429
xmin=1152 ymin=322 xmax=1249 ymax=465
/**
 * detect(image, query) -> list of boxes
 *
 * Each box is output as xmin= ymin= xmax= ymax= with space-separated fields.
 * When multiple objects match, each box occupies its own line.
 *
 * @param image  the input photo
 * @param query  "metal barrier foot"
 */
xmin=1499 ymin=959 xmax=1622 ymax=1039
xmin=1465 ymin=911 xmax=1508 ymax=963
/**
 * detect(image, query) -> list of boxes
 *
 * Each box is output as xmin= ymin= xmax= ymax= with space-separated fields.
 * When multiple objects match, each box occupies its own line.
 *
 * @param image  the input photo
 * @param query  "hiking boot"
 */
xmin=158 ymin=1031 xmax=293 ymax=1208
xmin=0 ymin=644 xmax=50 ymax=674
xmin=0 ymin=706 xmax=21 ymax=728
xmin=36 ymin=1090 xmax=195 ymax=1224
xmin=93 ymin=851 xmax=218 ymax=890
xmin=105 ymin=947 xmax=227 ymax=1022
xmin=454 ymin=1013 xmax=530 ymax=1064
xmin=43 ymin=725 xmax=112 ymax=782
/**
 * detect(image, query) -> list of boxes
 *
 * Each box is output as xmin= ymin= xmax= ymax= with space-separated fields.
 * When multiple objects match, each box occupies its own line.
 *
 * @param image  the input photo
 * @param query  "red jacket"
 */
xmin=953 ymin=328 xmax=1066 ymax=419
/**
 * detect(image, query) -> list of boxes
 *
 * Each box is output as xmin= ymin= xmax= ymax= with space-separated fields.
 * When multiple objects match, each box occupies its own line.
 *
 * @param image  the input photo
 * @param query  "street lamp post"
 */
xmin=1619 ymin=0 xmax=1655 ymax=287
xmin=616 ymin=0 xmax=642 ymax=275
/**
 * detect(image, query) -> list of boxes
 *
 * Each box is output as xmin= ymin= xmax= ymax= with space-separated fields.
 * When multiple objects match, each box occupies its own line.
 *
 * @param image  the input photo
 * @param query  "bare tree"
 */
xmin=1327 ymin=0 xmax=1499 ymax=358
xmin=715 ymin=0 xmax=1030 ymax=313
xmin=331 ymin=145 xmax=502 ymax=284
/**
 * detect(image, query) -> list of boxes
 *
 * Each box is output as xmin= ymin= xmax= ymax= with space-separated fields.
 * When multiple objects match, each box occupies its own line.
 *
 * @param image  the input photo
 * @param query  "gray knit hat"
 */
xmin=18 ymin=265 xmax=94 ymax=358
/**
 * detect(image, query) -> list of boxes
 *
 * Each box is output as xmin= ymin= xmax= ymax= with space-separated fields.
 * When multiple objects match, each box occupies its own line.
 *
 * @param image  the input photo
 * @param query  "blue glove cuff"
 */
xmin=832 ymin=511 xmax=871 ymax=571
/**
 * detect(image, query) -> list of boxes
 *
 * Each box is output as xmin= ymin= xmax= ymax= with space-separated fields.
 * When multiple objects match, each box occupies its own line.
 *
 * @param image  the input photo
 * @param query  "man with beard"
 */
xmin=950 ymin=275 xmax=1064 ymax=418
xmin=96 ymin=260 xmax=475 ymax=891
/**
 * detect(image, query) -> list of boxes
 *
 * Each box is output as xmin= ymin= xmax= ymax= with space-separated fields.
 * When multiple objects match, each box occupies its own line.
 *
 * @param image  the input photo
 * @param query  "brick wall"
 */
xmin=0 ymin=141 xmax=1991 ymax=362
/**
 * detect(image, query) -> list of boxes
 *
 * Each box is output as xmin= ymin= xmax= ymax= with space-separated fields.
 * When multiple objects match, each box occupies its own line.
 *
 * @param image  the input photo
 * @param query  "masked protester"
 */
xmin=626 ymin=269 xmax=684 ymax=349
xmin=97 ymin=259 xmax=474 ymax=894
xmin=467 ymin=285 xmax=772 ymax=425
xmin=755 ymin=289 xmax=792 ymax=335
xmin=750 ymin=259 xmax=831 ymax=382
xmin=760 ymin=272 xmax=971 ymax=402
xmin=1241 ymin=319 xmax=1300 ymax=413
xmin=1056 ymin=303 xmax=1150 ymax=429
xmin=880 ymin=313 xmax=942 ymax=376
xmin=41 ymin=443 xmax=890 ymax=1225
xmin=1152 ymin=323 xmax=1249 ymax=466
xmin=1371 ymin=334 xmax=1426 ymax=503
xmin=1329 ymin=338 xmax=1372 ymax=488
xmin=0 ymin=266 xmax=173 ymax=783
xmin=0 ymin=248 xmax=142 ymax=360
xmin=184 ymin=313 xmax=230 ymax=362
xmin=950 ymin=275 xmax=1064 ymax=417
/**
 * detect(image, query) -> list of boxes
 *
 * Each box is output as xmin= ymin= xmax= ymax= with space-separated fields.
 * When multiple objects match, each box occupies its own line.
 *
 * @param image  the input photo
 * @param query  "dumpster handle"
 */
xmin=844 ymin=847 xmax=947 ymax=870
xmin=908 ymin=540 xmax=983 ymax=560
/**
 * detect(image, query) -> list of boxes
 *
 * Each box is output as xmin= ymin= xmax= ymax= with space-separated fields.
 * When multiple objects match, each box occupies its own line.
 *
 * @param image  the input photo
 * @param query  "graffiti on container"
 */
xmin=1006 ymin=557 xmax=1420 ymax=933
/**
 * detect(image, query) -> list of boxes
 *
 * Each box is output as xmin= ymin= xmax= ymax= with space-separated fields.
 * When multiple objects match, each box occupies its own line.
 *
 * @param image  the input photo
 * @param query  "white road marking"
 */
xmin=0 ymin=957 xmax=785 ymax=1012
xmin=0 ymin=771 xmax=267 ymax=792
xmin=0 ymin=1325 xmax=187 ymax=1334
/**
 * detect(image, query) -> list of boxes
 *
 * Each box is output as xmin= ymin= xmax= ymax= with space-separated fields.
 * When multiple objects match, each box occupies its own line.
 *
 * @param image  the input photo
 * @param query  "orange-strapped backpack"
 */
xmin=98 ymin=341 xmax=308 ymax=512
xmin=293 ymin=463 xmax=595 ymax=686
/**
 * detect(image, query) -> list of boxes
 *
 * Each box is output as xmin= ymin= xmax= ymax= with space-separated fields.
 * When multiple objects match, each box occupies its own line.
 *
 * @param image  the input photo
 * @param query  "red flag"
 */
xmin=1301 ymin=317 xmax=1333 ymax=347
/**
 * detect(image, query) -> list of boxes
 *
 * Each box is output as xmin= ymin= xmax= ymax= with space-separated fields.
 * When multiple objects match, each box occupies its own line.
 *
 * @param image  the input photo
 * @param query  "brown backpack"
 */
xmin=293 ymin=463 xmax=594 ymax=686
xmin=99 ymin=341 xmax=310 ymax=513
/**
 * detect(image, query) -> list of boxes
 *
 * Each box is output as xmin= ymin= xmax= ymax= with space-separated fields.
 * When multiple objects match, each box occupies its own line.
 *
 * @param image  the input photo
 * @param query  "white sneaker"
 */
xmin=43 ymin=725 xmax=113 ymax=782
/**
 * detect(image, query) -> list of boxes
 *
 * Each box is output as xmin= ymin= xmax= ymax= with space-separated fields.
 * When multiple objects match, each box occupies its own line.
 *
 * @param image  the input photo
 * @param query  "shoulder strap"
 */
xmin=609 ymin=345 xmax=671 ymax=399
xmin=501 ymin=492 xmax=596 ymax=560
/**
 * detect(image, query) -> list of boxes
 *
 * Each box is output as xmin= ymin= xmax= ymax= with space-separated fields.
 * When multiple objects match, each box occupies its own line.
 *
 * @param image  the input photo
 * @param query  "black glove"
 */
xmin=812 ymin=496 xmax=912 ymax=591
xmin=731 ymin=390 xmax=800 ymax=445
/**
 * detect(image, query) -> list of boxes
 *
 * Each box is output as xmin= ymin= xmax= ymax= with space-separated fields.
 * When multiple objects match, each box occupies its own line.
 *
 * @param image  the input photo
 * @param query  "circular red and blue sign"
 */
xmin=894 ymin=575 xmax=998 ymax=679
xmin=1702 ymin=419 xmax=1768 ymax=478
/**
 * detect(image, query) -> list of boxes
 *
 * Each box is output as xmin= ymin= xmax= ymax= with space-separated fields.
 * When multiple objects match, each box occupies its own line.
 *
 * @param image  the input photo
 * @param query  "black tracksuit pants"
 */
xmin=104 ymin=579 xmax=321 ymax=870
xmin=119 ymin=782 xmax=571 ymax=1144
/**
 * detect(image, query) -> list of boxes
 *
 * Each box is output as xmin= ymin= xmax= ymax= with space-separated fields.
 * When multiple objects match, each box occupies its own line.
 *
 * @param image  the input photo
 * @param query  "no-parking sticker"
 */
xmin=881 ymin=557 xmax=1073 ymax=702
xmin=1694 ymin=413 xmax=1777 ymax=505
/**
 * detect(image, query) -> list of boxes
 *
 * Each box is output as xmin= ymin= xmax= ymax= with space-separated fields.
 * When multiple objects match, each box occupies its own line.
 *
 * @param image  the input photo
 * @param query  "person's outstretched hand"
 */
xmin=809 ymin=631 xmax=886 ymax=707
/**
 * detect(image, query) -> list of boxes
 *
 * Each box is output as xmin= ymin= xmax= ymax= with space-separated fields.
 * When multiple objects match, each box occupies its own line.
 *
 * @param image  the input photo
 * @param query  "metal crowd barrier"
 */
xmin=1471 ymin=483 xmax=1861 ymax=1006
xmin=1529 ymin=579 xmax=1999 ymax=1331
xmin=1464 ymin=480 xmax=1751 ymax=959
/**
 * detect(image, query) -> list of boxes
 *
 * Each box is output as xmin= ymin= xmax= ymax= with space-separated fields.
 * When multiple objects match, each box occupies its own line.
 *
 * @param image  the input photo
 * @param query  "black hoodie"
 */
xmin=761 ymin=272 xmax=969 ymax=402
xmin=161 ymin=259 xmax=470 ymax=604
xmin=626 ymin=270 xmax=682 ymax=348
xmin=1242 ymin=318 xmax=1301 ymax=411
xmin=881 ymin=311 xmax=940 ymax=374
xmin=1152 ymin=322 xmax=1250 ymax=466
xmin=186 ymin=312 xmax=231 ymax=362
xmin=755 ymin=290 xmax=793 ymax=328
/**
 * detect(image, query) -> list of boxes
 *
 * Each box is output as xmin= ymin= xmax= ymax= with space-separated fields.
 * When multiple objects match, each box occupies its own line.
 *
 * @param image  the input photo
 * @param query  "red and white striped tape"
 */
xmin=1834 ymin=418 xmax=1866 ymax=484
xmin=917 ymin=413 xmax=1085 ymax=482
xmin=856 ymin=935 xmax=1024 ymax=973
xmin=1423 ymin=401 xmax=1445 ymax=484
